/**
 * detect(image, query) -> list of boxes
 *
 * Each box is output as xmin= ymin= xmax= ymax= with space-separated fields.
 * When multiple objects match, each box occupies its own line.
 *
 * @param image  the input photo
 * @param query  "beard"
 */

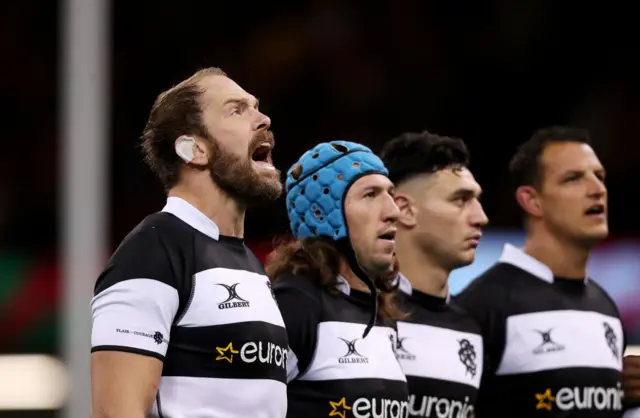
xmin=206 ymin=131 xmax=283 ymax=205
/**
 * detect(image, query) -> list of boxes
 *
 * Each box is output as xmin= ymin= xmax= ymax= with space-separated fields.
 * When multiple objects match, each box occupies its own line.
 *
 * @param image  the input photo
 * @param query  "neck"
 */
xmin=339 ymin=259 xmax=371 ymax=293
xmin=168 ymin=176 xmax=246 ymax=238
xmin=524 ymin=226 xmax=590 ymax=279
xmin=396 ymin=237 xmax=449 ymax=298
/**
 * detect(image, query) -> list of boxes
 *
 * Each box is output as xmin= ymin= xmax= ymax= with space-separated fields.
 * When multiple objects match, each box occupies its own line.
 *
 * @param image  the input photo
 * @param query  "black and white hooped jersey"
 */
xmin=91 ymin=197 xmax=288 ymax=418
xmin=455 ymin=243 xmax=626 ymax=418
xmin=273 ymin=272 xmax=410 ymax=418
xmin=395 ymin=275 xmax=482 ymax=418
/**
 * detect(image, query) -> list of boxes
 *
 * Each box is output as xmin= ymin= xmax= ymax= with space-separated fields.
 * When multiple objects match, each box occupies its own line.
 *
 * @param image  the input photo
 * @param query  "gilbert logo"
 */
xmin=396 ymin=337 xmax=416 ymax=361
xmin=338 ymin=338 xmax=369 ymax=364
xmin=532 ymin=328 xmax=564 ymax=354
xmin=216 ymin=283 xmax=250 ymax=309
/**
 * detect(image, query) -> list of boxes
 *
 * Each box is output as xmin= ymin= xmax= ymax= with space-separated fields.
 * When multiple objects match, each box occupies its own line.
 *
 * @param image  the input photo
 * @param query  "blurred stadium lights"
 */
xmin=0 ymin=355 xmax=68 ymax=410
xmin=59 ymin=0 xmax=110 ymax=416
xmin=0 ymin=348 xmax=639 ymax=410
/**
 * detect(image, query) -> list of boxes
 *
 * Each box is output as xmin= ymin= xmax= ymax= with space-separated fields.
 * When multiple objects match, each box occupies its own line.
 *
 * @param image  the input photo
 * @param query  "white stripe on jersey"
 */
xmin=497 ymin=309 xmax=624 ymax=375
xmin=176 ymin=267 xmax=285 ymax=328
xmin=298 ymin=321 xmax=406 ymax=382
xmin=623 ymin=407 xmax=640 ymax=418
xmin=286 ymin=349 xmax=300 ymax=383
xmin=150 ymin=376 xmax=287 ymax=418
xmin=397 ymin=321 xmax=483 ymax=388
xmin=91 ymin=278 xmax=179 ymax=357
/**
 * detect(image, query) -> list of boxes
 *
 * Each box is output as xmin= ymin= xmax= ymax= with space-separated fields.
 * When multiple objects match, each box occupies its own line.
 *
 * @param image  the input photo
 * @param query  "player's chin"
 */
xmin=580 ymin=225 xmax=609 ymax=244
xmin=367 ymin=253 xmax=395 ymax=275
xmin=258 ymin=177 xmax=284 ymax=199
xmin=456 ymin=250 xmax=476 ymax=268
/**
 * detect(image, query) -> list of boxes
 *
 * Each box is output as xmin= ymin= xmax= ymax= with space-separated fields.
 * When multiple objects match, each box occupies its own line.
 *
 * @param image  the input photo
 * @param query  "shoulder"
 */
xmin=587 ymin=278 xmax=623 ymax=317
xmin=273 ymin=271 xmax=323 ymax=295
xmin=95 ymin=213 xmax=193 ymax=294
xmin=447 ymin=302 xmax=484 ymax=334
xmin=116 ymin=212 xmax=194 ymax=253
xmin=455 ymin=262 xmax=517 ymax=301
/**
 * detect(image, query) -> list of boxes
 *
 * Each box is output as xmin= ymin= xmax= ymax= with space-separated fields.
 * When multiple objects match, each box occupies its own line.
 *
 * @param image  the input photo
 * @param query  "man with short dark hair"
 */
xmin=456 ymin=126 xmax=631 ymax=417
xmin=381 ymin=131 xmax=487 ymax=418
xmin=90 ymin=68 xmax=288 ymax=418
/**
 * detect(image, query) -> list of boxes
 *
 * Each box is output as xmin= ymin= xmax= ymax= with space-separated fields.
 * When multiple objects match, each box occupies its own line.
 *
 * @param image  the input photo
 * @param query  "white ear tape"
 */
xmin=175 ymin=135 xmax=195 ymax=163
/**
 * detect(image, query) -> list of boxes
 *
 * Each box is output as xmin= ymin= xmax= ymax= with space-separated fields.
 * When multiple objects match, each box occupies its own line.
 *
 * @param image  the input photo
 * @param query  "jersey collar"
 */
xmin=336 ymin=275 xmax=350 ymax=295
xmin=498 ymin=243 xmax=589 ymax=284
xmin=162 ymin=197 xmax=220 ymax=240
xmin=395 ymin=272 xmax=451 ymax=303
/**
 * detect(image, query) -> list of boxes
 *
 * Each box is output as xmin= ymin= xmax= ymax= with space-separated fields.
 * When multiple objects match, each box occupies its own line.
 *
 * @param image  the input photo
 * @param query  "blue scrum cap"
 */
xmin=285 ymin=141 xmax=388 ymax=240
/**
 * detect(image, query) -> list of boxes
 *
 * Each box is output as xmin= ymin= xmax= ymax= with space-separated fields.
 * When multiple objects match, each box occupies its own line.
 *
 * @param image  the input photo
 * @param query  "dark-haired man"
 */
xmin=90 ymin=68 xmax=288 ymax=418
xmin=380 ymin=131 xmax=487 ymax=418
xmin=456 ymin=126 xmax=632 ymax=417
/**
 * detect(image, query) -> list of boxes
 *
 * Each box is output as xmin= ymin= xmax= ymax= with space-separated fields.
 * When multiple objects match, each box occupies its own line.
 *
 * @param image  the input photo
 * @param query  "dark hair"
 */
xmin=265 ymin=236 xmax=405 ymax=321
xmin=380 ymin=130 xmax=470 ymax=186
xmin=141 ymin=67 xmax=227 ymax=190
xmin=509 ymin=126 xmax=591 ymax=188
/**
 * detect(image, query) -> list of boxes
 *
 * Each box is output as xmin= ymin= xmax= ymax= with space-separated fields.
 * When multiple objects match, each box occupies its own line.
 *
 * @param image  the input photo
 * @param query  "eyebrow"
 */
xmin=450 ymin=187 xmax=482 ymax=199
xmin=223 ymin=97 xmax=260 ymax=109
xmin=560 ymin=167 xmax=606 ymax=179
xmin=363 ymin=184 xmax=395 ymax=195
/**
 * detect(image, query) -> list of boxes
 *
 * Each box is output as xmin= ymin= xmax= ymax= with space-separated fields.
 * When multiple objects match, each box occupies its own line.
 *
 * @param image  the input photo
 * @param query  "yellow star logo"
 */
xmin=216 ymin=342 xmax=239 ymax=363
xmin=535 ymin=388 xmax=556 ymax=411
xmin=329 ymin=397 xmax=351 ymax=418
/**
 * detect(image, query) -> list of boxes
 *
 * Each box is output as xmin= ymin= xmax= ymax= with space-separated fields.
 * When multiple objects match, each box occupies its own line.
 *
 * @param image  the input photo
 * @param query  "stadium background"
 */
xmin=1 ymin=1 xmax=639 ymax=416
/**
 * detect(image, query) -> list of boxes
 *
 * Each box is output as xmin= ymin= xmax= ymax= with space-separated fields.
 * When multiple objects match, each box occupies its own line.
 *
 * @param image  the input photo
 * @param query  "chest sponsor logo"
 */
xmin=215 ymin=341 xmax=287 ymax=369
xmin=329 ymin=396 xmax=409 ymax=418
xmin=532 ymin=328 xmax=565 ymax=354
xmin=395 ymin=337 xmax=416 ymax=361
xmin=338 ymin=338 xmax=369 ymax=364
xmin=535 ymin=383 xmax=623 ymax=411
xmin=409 ymin=394 xmax=473 ymax=418
xmin=216 ymin=283 xmax=251 ymax=309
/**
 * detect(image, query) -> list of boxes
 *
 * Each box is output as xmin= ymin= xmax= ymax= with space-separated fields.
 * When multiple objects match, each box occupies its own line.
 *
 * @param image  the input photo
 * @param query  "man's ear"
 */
xmin=175 ymin=135 xmax=210 ymax=167
xmin=394 ymin=193 xmax=417 ymax=228
xmin=515 ymin=185 xmax=543 ymax=218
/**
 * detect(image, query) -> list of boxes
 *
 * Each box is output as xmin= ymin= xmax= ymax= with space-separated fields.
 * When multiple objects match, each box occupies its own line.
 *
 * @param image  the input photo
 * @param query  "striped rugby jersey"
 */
xmin=91 ymin=197 xmax=288 ymax=418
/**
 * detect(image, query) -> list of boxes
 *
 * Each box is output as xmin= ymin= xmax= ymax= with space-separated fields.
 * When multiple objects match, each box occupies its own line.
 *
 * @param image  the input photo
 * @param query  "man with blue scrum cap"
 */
xmin=266 ymin=141 xmax=410 ymax=418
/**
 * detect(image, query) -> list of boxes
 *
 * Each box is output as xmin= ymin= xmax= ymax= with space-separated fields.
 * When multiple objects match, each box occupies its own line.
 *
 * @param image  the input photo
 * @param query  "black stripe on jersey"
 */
xmin=163 ymin=321 xmax=288 ymax=383
xmin=95 ymin=213 xmax=267 ymax=296
xmin=91 ymin=345 xmax=165 ymax=361
xmin=287 ymin=378 xmax=410 ymax=418
xmin=194 ymin=233 xmax=266 ymax=275
xmin=478 ymin=367 xmax=623 ymax=416
xmin=405 ymin=376 xmax=476 ymax=418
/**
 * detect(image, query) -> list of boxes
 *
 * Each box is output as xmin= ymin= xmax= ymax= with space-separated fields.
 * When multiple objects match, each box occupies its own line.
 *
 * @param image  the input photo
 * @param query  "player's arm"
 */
xmin=90 ymin=229 xmax=181 ymax=418
xmin=272 ymin=273 xmax=322 ymax=382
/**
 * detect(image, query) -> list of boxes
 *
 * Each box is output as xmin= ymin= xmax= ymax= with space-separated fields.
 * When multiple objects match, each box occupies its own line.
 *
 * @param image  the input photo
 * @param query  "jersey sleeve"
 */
xmin=91 ymin=227 xmax=182 ymax=361
xmin=272 ymin=273 xmax=322 ymax=382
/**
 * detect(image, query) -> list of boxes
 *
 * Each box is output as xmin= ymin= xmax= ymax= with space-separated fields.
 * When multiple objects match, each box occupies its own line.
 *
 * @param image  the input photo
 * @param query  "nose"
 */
xmin=470 ymin=200 xmax=489 ymax=228
xmin=383 ymin=194 xmax=401 ymax=224
xmin=587 ymin=175 xmax=606 ymax=198
xmin=253 ymin=110 xmax=271 ymax=132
